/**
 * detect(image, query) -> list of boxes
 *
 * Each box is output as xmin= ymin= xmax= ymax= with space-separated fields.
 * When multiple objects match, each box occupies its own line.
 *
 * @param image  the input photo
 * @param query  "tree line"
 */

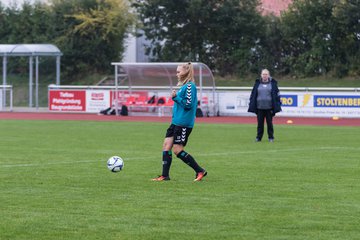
xmin=1 ymin=0 xmax=359 ymax=82
xmin=0 ymin=0 xmax=135 ymax=82
xmin=134 ymin=0 xmax=360 ymax=78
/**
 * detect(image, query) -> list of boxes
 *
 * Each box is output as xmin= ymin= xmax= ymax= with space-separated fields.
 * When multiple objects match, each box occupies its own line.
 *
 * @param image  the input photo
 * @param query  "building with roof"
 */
xmin=260 ymin=0 xmax=293 ymax=16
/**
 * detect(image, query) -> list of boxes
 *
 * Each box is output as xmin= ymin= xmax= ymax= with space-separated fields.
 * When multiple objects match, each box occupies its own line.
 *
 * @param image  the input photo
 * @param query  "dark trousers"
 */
xmin=256 ymin=109 xmax=274 ymax=140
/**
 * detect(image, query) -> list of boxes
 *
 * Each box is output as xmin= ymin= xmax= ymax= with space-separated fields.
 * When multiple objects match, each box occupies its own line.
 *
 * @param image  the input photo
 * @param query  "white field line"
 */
xmin=0 ymin=146 xmax=359 ymax=168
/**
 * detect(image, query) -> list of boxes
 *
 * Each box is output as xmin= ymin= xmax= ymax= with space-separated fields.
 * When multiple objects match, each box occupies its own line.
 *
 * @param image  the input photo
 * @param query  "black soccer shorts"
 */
xmin=165 ymin=124 xmax=193 ymax=146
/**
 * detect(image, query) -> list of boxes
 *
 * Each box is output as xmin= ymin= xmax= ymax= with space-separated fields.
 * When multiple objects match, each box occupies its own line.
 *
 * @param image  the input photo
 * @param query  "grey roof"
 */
xmin=0 ymin=44 xmax=62 ymax=56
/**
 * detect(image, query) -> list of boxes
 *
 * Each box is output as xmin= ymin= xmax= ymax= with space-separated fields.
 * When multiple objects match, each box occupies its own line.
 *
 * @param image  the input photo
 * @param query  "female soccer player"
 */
xmin=152 ymin=62 xmax=207 ymax=182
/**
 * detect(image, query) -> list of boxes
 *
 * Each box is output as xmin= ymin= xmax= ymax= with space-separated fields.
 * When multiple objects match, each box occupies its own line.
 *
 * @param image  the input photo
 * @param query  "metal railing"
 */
xmin=0 ymin=85 xmax=13 ymax=111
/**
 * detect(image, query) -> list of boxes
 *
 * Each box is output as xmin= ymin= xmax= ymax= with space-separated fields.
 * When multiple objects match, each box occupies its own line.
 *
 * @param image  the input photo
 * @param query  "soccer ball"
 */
xmin=107 ymin=156 xmax=124 ymax=172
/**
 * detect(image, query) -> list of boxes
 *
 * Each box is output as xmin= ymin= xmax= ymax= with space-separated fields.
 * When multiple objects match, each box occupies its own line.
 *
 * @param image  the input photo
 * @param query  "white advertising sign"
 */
xmin=85 ymin=90 xmax=110 ymax=113
xmin=217 ymin=91 xmax=360 ymax=118
xmin=217 ymin=91 xmax=251 ymax=116
xmin=279 ymin=91 xmax=360 ymax=118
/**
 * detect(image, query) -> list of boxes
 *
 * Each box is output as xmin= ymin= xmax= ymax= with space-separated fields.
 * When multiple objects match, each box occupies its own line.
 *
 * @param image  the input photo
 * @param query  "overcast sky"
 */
xmin=1 ymin=0 xmax=42 ymax=7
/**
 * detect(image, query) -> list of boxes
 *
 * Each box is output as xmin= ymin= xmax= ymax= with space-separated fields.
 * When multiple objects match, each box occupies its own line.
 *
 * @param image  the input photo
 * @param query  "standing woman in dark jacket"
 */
xmin=248 ymin=69 xmax=281 ymax=142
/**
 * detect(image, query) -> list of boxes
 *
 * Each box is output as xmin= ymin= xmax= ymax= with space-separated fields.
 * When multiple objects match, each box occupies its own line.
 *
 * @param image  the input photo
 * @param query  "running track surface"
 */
xmin=0 ymin=112 xmax=359 ymax=126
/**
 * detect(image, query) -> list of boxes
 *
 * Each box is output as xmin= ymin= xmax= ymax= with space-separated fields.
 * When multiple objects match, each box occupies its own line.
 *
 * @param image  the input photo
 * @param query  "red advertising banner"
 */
xmin=110 ymin=90 xmax=149 ymax=105
xmin=49 ymin=90 xmax=86 ymax=111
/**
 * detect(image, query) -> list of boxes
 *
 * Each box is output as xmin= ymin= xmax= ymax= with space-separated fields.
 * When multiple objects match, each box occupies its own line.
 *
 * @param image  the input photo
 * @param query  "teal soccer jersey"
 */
xmin=171 ymin=82 xmax=197 ymax=128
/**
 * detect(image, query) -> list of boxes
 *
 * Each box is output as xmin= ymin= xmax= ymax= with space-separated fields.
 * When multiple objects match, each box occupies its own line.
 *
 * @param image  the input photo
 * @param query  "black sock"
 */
xmin=161 ymin=151 xmax=172 ymax=177
xmin=176 ymin=150 xmax=203 ymax=173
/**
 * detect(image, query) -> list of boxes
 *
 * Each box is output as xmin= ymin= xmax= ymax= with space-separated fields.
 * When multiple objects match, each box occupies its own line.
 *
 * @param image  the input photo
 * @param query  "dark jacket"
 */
xmin=248 ymin=78 xmax=282 ymax=115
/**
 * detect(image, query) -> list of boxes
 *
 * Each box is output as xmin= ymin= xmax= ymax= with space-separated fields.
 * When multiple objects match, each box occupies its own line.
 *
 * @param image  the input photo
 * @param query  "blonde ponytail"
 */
xmin=177 ymin=62 xmax=194 ymax=86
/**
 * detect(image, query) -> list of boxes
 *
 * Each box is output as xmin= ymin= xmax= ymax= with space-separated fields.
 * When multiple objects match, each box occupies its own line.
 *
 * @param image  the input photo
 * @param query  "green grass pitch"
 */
xmin=0 ymin=119 xmax=359 ymax=240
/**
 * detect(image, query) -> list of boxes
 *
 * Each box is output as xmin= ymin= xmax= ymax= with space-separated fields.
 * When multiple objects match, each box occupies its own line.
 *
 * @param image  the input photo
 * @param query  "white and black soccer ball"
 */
xmin=107 ymin=156 xmax=124 ymax=172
